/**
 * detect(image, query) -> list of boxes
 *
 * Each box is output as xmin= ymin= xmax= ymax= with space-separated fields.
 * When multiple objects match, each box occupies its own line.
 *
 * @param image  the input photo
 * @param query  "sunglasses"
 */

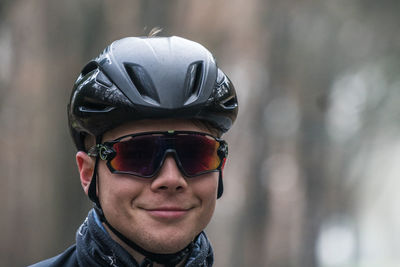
xmin=88 ymin=130 xmax=228 ymax=178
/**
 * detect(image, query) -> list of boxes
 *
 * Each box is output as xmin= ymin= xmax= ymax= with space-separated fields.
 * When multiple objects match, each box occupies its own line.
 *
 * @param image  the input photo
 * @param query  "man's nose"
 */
xmin=150 ymin=155 xmax=188 ymax=193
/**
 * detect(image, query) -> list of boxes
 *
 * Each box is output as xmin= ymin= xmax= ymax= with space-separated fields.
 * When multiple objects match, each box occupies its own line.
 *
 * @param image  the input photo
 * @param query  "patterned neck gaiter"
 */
xmin=75 ymin=209 xmax=214 ymax=267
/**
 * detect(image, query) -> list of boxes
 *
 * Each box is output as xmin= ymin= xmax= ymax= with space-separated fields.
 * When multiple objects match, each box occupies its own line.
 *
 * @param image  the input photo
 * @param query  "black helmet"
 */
xmin=68 ymin=36 xmax=238 ymax=151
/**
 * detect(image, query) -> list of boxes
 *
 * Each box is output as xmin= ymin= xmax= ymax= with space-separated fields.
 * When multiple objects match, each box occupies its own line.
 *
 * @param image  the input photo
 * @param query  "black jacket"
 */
xmin=28 ymin=245 xmax=78 ymax=267
xmin=29 ymin=209 xmax=214 ymax=267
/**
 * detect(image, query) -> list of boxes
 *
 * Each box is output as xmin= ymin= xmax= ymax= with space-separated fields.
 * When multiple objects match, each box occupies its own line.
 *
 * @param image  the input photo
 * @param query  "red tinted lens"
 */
xmin=109 ymin=135 xmax=163 ymax=176
xmin=175 ymin=134 xmax=221 ymax=176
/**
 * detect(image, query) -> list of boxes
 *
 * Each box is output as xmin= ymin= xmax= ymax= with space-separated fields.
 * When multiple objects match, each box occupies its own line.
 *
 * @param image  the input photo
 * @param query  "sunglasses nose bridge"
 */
xmin=159 ymin=148 xmax=188 ymax=176
xmin=163 ymin=148 xmax=178 ymax=165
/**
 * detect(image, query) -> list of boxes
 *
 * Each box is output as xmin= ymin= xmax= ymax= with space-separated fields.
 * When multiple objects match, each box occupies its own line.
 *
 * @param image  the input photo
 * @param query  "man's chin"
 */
xmin=141 ymin=236 xmax=193 ymax=254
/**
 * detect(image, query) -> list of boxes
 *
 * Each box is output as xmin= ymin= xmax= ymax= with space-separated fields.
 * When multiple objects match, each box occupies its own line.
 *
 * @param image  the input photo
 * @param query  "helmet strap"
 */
xmin=88 ymin=136 xmax=102 ymax=209
xmin=217 ymin=171 xmax=223 ymax=199
xmin=217 ymin=157 xmax=226 ymax=198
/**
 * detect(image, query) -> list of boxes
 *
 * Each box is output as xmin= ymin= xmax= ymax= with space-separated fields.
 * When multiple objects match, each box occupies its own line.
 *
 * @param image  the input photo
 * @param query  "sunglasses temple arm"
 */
xmin=87 ymin=144 xmax=99 ymax=157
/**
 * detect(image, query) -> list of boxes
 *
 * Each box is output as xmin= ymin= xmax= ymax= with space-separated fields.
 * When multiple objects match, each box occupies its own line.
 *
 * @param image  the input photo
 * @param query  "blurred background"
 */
xmin=1 ymin=0 xmax=399 ymax=266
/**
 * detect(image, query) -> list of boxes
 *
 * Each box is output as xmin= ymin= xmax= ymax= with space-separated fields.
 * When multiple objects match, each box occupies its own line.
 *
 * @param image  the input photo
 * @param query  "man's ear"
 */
xmin=76 ymin=151 xmax=94 ymax=195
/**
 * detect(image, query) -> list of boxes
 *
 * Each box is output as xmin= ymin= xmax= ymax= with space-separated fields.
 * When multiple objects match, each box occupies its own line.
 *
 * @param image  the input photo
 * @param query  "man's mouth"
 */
xmin=144 ymin=206 xmax=192 ymax=220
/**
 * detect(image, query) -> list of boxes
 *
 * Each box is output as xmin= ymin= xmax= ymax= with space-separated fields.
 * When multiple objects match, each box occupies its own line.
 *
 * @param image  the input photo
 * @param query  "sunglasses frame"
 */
xmin=88 ymin=130 xmax=228 ymax=178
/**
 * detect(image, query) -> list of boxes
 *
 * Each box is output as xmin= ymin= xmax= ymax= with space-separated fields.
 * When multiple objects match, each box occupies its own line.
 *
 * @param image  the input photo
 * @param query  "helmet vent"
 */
xmin=76 ymin=62 xmax=98 ymax=84
xmin=124 ymin=63 xmax=160 ymax=104
xmin=221 ymin=95 xmax=238 ymax=110
xmin=81 ymin=62 xmax=98 ymax=77
xmin=79 ymin=99 xmax=115 ymax=113
xmin=184 ymin=62 xmax=203 ymax=104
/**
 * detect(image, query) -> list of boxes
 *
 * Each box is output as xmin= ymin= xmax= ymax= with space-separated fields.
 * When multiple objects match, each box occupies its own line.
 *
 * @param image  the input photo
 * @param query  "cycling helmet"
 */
xmin=68 ymin=36 xmax=238 ymax=151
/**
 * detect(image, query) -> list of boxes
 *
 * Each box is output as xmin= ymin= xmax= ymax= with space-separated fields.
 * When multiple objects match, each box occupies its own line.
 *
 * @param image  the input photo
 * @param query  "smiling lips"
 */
xmin=145 ymin=207 xmax=191 ymax=220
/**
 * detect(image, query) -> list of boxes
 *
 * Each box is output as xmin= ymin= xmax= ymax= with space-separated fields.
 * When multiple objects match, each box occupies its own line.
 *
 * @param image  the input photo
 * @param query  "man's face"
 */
xmin=94 ymin=119 xmax=219 ymax=254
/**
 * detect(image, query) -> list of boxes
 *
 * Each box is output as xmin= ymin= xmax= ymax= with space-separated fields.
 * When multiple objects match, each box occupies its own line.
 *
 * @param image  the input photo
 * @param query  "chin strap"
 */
xmin=139 ymin=257 xmax=154 ymax=267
